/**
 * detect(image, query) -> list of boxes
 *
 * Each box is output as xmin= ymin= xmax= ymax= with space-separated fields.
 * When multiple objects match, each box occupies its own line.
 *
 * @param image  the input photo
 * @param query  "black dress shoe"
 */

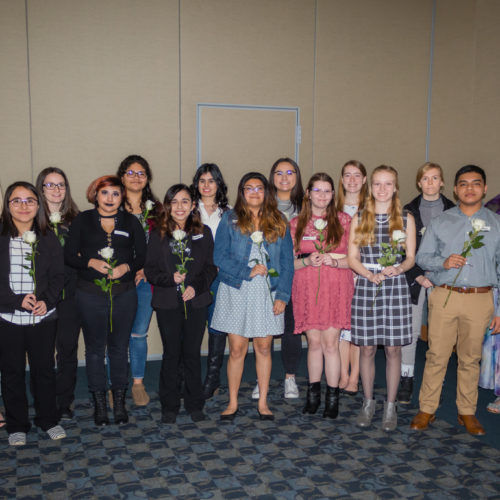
xmin=220 ymin=409 xmax=238 ymax=421
xmin=341 ymin=389 xmax=358 ymax=397
xmin=190 ymin=410 xmax=207 ymax=422
xmin=161 ymin=411 xmax=177 ymax=424
xmin=59 ymin=408 xmax=73 ymax=420
xmin=258 ymin=411 xmax=275 ymax=421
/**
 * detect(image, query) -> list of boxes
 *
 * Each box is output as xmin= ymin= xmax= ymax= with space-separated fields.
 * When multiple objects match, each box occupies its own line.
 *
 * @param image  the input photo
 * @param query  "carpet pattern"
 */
xmin=1 ymin=379 xmax=500 ymax=499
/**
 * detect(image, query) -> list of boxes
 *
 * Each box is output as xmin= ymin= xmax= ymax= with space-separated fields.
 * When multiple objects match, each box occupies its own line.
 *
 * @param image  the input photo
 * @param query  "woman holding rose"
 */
xmin=211 ymin=172 xmax=294 ymax=420
xmin=0 ymin=182 xmax=65 ymax=446
xmin=290 ymin=173 xmax=353 ymax=418
xmin=65 ymin=175 xmax=146 ymax=426
xmin=144 ymin=184 xmax=217 ymax=423
xmin=348 ymin=165 xmax=416 ymax=431
xmin=36 ymin=167 xmax=80 ymax=420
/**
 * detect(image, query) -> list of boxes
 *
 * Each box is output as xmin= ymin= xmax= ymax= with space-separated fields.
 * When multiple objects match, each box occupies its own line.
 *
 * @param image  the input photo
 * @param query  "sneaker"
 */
xmin=8 ymin=432 xmax=26 ymax=446
xmin=132 ymin=383 xmax=150 ymax=406
xmin=46 ymin=425 xmax=66 ymax=440
xmin=252 ymin=382 xmax=260 ymax=399
xmin=397 ymin=376 xmax=413 ymax=404
xmin=487 ymin=397 xmax=500 ymax=414
xmin=284 ymin=377 xmax=299 ymax=398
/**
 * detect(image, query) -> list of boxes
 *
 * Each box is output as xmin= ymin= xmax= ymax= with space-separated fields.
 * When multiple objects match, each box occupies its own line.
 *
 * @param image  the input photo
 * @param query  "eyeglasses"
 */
xmin=274 ymin=170 xmax=296 ymax=176
xmin=243 ymin=186 xmax=264 ymax=193
xmin=9 ymin=197 xmax=38 ymax=208
xmin=310 ymin=188 xmax=333 ymax=195
xmin=43 ymin=182 xmax=66 ymax=190
xmin=125 ymin=170 xmax=147 ymax=178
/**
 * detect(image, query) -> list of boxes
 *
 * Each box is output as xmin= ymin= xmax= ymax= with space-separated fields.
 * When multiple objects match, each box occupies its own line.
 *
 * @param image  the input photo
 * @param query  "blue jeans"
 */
xmin=130 ymin=280 xmax=153 ymax=379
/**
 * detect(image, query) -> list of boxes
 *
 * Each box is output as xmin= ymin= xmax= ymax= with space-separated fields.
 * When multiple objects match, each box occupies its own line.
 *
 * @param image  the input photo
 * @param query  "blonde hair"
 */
xmin=354 ymin=165 xmax=404 ymax=246
xmin=416 ymin=162 xmax=444 ymax=193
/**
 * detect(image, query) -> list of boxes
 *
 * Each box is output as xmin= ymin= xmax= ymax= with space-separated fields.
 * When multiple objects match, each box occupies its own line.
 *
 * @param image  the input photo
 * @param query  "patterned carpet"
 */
xmin=1 ymin=379 xmax=500 ymax=499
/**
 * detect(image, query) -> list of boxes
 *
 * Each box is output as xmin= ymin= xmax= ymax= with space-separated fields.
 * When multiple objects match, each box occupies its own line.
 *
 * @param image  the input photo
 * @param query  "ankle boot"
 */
xmin=112 ymin=389 xmax=129 ymax=424
xmin=202 ymin=333 xmax=226 ymax=400
xmin=302 ymin=382 xmax=321 ymax=414
xmin=323 ymin=386 xmax=339 ymax=419
xmin=382 ymin=401 xmax=397 ymax=431
xmin=92 ymin=391 xmax=109 ymax=426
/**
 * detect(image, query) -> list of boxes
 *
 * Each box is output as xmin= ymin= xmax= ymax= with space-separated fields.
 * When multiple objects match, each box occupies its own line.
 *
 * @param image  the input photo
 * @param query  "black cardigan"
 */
xmin=144 ymin=225 xmax=218 ymax=310
xmin=0 ymin=230 xmax=64 ymax=314
xmin=404 ymin=193 xmax=455 ymax=303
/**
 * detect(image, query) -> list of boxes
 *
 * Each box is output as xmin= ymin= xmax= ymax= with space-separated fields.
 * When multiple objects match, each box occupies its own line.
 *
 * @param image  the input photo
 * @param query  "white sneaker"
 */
xmin=9 ymin=432 xmax=26 ymax=446
xmin=47 ymin=425 xmax=66 ymax=440
xmin=252 ymin=382 xmax=260 ymax=399
xmin=284 ymin=377 xmax=299 ymax=398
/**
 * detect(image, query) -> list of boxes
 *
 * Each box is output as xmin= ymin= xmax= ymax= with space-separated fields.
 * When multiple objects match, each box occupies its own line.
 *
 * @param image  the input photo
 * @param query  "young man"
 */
xmin=410 ymin=165 xmax=500 ymax=436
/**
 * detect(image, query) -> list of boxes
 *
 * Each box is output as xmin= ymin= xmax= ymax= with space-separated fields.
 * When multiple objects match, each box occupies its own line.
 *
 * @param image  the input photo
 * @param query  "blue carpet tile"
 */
xmin=1 ymin=378 xmax=499 ymax=499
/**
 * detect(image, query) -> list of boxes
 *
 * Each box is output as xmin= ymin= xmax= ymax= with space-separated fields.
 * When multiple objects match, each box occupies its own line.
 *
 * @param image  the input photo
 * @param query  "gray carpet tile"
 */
xmin=1 ymin=379 xmax=500 ymax=499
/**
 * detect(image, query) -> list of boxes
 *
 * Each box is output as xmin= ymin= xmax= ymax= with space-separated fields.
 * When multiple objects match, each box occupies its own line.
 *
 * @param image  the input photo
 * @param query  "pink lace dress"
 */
xmin=290 ymin=213 xmax=354 ymax=333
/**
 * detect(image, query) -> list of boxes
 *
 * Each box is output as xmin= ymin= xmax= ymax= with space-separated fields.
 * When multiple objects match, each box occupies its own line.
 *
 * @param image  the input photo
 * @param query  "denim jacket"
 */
xmin=213 ymin=210 xmax=294 ymax=303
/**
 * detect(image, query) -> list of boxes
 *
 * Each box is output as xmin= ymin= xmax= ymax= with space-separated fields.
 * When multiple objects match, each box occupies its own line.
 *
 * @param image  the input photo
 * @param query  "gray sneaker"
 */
xmin=357 ymin=398 xmax=376 ymax=427
xmin=284 ymin=377 xmax=299 ymax=398
xmin=8 ymin=432 xmax=26 ymax=446
xmin=252 ymin=382 xmax=260 ymax=399
xmin=381 ymin=401 xmax=397 ymax=431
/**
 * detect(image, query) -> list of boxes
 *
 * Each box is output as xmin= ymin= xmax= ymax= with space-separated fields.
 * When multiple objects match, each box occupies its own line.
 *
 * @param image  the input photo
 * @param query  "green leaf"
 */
xmin=268 ymin=268 xmax=279 ymax=277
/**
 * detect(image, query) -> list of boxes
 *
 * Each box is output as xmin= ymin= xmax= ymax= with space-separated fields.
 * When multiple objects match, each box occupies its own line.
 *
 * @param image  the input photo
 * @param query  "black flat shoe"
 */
xmin=341 ymin=389 xmax=358 ymax=396
xmin=258 ymin=411 xmax=275 ymax=421
xmin=161 ymin=411 xmax=177 ymax=424
xmin=59 ymin=408 xmax=73 ymax=420
xmin=190 ymin=410 xmax=207 ymax=422
xmin=220 ymin=409 xmax=238 ymax=421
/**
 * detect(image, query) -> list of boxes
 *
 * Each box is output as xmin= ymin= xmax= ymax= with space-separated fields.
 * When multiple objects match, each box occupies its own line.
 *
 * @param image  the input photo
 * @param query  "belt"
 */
xmin=439 ymin=284 xmax=492 ymax=294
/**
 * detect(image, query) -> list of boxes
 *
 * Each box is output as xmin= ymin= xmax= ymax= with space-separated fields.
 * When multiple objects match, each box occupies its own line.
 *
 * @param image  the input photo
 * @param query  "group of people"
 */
xmin=0 ymin=156 xmax=498 ymax=447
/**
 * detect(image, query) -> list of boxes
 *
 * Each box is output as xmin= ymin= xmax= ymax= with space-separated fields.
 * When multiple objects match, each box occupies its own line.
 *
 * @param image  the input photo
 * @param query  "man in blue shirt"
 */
xmin=410 ymin=165 xmax=500 ymax=436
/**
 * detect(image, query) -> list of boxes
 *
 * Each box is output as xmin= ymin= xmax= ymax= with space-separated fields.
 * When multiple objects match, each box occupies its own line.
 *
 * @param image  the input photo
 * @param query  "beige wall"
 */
xmin=1 ymin=0 xmax=499 ymax=359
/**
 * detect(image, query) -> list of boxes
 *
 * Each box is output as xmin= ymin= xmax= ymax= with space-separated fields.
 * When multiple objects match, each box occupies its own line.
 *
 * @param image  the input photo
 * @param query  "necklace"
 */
xmin=375 ymin=214 xmax=390 ymax=224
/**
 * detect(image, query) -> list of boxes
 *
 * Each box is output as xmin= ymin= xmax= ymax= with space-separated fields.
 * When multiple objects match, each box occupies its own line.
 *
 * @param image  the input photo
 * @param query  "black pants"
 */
xmin=280 ymin=299 xmax=302 ymax=374
xmin=156 ymin=303 xmax=207 ymax=414
xmin=55 ymin=295 xmax=82 ymax=410
xmin=76 ymin=288 xmax=137 ymax=392
xmin=0 ymin=319 xmax=58 ymax=433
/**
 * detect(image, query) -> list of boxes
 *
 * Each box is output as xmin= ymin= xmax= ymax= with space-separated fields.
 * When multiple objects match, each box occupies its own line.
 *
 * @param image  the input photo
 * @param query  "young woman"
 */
xmin=336 ymin=160 xmax=368 ymax=397
xmin=117 ymin=155 xmax=159 ymax=407
xmin=65 ymin=176 xmax=146 ymax=426
xmin=36 ymin=167 xmax=80 ymax=420
xmin=348 ymin=165 xmax=416 ymax=431
xmin=0 ymin=182 xmax=66 ymax=446
xmin=191 ymin=163 xmax=230 ymax=400
xmin=265 ymin=158 xmax=304 ymax=400
xmin=211 ymin=172 xmax=294 ymax=420
xmin=290 ymin=173 xmax=354 ymax=418
xmin=400 ymin=162 xmax=454 ymax=404
xmin=144 ymin=184 xmax=217 ymax=423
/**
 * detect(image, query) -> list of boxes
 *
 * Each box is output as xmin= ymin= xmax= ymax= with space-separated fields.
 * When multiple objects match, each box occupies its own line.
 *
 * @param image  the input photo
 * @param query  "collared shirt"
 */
xmin=416 ymin=204 xmax=500 ymax=316
xmin=198 ymin=201 xmax=227 ymax=239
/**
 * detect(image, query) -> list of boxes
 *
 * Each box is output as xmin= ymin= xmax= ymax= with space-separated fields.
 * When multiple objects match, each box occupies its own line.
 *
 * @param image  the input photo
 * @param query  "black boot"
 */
xmin=92 ymin=391 xmax=109 ymax=426
xmin=202 ymin=333 xmax=227 ymax=400
xmin=302 ymin=382 xmax=321 ymax=414
xmin=112 ymin=389 xmax=129 ymax=424
xmin=323 ymin=386 xmax=340 ymax=419
xmin=397 ymin=376 xmax=413 ymax=404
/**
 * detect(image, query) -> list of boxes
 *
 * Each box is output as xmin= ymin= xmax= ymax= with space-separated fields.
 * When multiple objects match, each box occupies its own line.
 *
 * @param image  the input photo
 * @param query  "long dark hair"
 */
xmin=159 ymin=184 xmax=203 ymax=238
xmin=269 ymin=157 xmax=304 ymax=211
xmin=191 ymin=163 xmax=229 ymax=211
xmin=117 ymin=155 xmax=158 ymax=212
xmin=234 ymin=172 xmax=286 ymax=243
xmin=1 ymin=181 xmax=48 ymax=237
xmin=294 ymin=173 xmax=343 ymax=250
xmin=35 ymin=166 xmax=79 ymax=224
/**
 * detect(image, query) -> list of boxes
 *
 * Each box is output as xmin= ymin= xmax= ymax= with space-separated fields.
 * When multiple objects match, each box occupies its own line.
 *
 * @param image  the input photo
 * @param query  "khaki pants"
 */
xmin=418 ymin=286 xmax=494 ymax=415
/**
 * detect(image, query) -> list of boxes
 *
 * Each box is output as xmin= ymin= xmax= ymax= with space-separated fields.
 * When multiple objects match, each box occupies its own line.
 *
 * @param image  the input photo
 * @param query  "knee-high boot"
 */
xmin=202 ymin=333 xmax=227 ymax=400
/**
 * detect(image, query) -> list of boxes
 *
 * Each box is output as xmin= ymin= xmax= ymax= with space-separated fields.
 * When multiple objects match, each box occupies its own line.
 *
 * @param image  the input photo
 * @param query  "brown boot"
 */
xmin=457 ymin=414 xmax=485 ymax=436
xmin=132 ymin=383 xmax=150 ymax=406
xmin=410 ymin=411 xmax=435 ymax=430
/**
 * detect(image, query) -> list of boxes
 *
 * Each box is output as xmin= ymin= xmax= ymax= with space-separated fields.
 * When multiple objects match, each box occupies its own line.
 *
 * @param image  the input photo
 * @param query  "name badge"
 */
xmin=483 ymin=226 xmax=491 ymax=232
xmin=302 ymin=236 xmax=316 ymax=241
xmin=192 ymin=234 xmax=203 ymax=240
xmin=114 ymin=230 xmax=129 ymax=237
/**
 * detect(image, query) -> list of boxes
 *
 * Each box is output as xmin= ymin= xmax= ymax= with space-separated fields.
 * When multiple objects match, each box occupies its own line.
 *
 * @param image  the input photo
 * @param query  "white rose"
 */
xmin=49 ymin=212 xmax=62 ymax=224
xmin=314 ymin=219 xmax=328 ymax=231
xmin=392 ymin=230 xmax=406 ymax=243
xmin=98 ymin=246 xmax=114 ymax=260
xmin=172 ymin=229 xmax=186 ymax=241
xmin=145 ymin=200 xmax=154 ymax=211
xmin=250 ymin=231 xmax=264 ymax=244
xmin=471 ymin=218 xmax=486 ymax=232
xmin=22 ymin=230 xmax=37 ymax=244
xmin=420 ymin=227 xmax=426 ymax=236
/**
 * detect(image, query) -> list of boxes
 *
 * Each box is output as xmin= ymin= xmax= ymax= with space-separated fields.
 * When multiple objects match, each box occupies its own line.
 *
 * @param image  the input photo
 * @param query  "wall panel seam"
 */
xmin=25 ymin=0 xmax=34 ymax=180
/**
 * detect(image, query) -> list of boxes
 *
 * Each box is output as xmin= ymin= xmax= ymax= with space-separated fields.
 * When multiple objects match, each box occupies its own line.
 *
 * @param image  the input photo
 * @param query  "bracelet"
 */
xmin=302 ymin=257 xmax=307 ymax=267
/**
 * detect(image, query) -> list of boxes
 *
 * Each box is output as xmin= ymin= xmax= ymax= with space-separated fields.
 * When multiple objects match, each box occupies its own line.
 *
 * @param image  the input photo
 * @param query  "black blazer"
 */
xmin=145 ymin=225 xmax=218 ymax=310
xmin=0 ymin=230 xmax=64 ymax=314
xmin=404 ymin=193 xmax=455 ymax=303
